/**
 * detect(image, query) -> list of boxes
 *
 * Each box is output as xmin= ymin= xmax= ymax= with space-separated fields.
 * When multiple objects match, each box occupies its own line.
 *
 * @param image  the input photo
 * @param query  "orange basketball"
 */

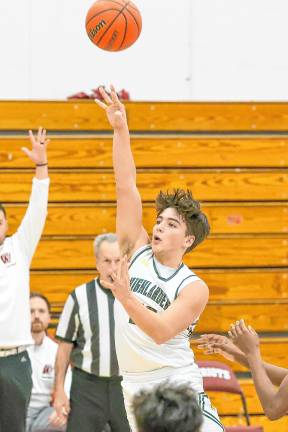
xmin=85 ymin=0 xmax=142 ymax=51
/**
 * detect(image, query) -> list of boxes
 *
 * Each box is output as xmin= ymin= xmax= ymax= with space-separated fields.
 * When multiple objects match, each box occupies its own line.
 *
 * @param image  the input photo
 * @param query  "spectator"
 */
xmin=26 ymin=293 xmax=71 ymax=432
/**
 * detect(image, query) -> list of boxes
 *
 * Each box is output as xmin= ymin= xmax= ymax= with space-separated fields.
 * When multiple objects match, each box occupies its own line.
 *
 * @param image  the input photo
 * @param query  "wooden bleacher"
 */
xmin=1 ymin=101 xmax=287 ymax=431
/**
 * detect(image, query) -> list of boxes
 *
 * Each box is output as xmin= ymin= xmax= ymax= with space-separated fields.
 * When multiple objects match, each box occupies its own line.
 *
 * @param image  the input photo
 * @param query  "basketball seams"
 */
xmin=122 ymin=3 xmax=141 ymax=34
xmin=96 ymin=6 xmax=127 ymax=46
xmin=93 ymin=0 xmax=127 ymax=7
xmin=86 ymin=9 xmax=122 ymax=26
xmin=118 ymin=12 xmax=128 ymax=50
xmin=126 ymin=1 xmax=139 ymax=12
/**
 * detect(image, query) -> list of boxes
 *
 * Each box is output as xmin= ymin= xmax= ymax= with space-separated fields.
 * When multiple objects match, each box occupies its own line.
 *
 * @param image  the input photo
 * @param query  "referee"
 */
xmin=54 ymin=233 xmax=130 ymax=432
xmin=0 ymin=128 xmax=49 ymax=432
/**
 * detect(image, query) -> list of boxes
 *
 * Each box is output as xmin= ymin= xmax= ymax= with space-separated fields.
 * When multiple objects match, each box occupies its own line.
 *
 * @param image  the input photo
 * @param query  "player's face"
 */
xmin=0 ymin=210 xmax=8 ymax=245
xmin=152 ymin=207 xmax=194 ymax=256
xmin=96 ymin=241 xmax=121 ymax=283
xmin=30 ymin=297 xmax=51 ymax=334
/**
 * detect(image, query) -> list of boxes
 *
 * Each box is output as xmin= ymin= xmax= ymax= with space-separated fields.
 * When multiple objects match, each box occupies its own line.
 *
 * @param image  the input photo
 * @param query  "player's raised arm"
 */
xmin=95 ymin=86 xmax=149 ymax=257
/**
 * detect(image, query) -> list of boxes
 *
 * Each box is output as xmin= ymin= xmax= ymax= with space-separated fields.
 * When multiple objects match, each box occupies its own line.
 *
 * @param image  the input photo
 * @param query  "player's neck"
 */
xmin=154 ymin=250 xmax=183 ymax=269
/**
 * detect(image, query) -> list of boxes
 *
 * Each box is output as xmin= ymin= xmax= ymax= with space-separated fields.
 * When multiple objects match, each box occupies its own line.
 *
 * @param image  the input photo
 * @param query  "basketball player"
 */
xmin=133 ymin=381 xmax=203 ymax=432
xmin=95 ymin=86 xmax=224 ymax=432
xmin=26 ymin=293 xmax=71 ymax=432
xmin=198 ymin=320 xmax=288 ymax=420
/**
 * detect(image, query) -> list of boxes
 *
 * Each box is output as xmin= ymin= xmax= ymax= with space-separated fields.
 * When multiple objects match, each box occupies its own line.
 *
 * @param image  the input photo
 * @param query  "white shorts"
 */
xmin=121 ymin=364 xmax=224 ymax=432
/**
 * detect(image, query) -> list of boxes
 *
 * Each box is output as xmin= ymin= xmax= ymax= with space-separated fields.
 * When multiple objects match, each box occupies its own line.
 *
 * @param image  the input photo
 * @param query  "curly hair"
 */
xmin=133 ymin=381 xmax=203 ymax=432
xmin=155 ymin=189 xmax=210 ymax=253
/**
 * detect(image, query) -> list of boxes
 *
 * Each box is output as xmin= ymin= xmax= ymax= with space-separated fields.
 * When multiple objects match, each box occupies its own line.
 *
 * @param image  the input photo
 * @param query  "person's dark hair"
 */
xmin=0 ymin=203 xmax=7 ymax=218
xmin=133 ymin=381 xmax=203 ymax=432
xmin=30 ymin=292 xmax=51 ymax=313
xmin=155 ymin=189 xmax=210 ymax=253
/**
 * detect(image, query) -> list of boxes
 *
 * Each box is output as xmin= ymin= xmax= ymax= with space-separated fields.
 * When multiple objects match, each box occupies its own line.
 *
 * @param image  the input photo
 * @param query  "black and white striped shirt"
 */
xmin=56 ymin=278 xmax=119 ymax=377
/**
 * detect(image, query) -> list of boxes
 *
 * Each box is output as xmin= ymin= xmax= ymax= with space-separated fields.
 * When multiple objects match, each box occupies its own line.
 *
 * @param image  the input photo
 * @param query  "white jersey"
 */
xmin=27 ymin=336 xmax=71 ymax=409
xmin=0 ymin=178 xmax=49 ymax=347
xmin=114 ymin=245 xmax=203 ymax=374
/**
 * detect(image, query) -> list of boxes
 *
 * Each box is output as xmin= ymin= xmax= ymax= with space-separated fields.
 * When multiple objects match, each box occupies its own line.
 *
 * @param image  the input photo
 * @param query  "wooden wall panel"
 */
xmin=1 ymin=171 xmax=288 ymax=202
xmin=197 ymin=303 xmax=288 ymax=333
xmin=1 ymin=136 xmax=288 ymax=168
xmin=5 ymin=204 xmax=288 ymax=236
xmin=1 ymin=101 xmax=288 ymax=131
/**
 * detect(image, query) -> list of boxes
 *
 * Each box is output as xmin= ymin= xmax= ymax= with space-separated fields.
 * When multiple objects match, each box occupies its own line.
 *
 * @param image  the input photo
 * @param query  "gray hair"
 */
xmin=93 ymin=233 xmax=118 ymax=257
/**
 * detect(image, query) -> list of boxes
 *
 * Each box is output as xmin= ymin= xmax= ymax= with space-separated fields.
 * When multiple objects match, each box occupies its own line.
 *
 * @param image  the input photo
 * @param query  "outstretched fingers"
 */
xmin=28 ymin=127 xmax=49 ymax=147
xmin=37 ymin=126 xmax=43 ymax=142
xmin=94 ymin=98 xmax=107 ymax=110
xmin=110 ymin=84 xmax=120 ymax=104
xmin=21 ymin=146 xmax=32 ymax=158
xmin=239 ymin=319 xmax=248 ymax=333
xmin=39 ymin=127 xmax=47 ymax=144
xmin=99 ymin=86 xmax=112 ymax=104
xmin=28 ymin=129 xmax=36 ymax=146
xmin=248 ymin=325 xmax=257 ymax=335
xmin=100 ymin=278 xmax=114 ymax=291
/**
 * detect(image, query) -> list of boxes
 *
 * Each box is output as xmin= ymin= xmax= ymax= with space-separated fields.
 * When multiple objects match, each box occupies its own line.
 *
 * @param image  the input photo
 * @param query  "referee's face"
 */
xmin=96 ymin=240 xmax=121 ymax=284
xmin=0 ymin=210 xmax=8 ymax=245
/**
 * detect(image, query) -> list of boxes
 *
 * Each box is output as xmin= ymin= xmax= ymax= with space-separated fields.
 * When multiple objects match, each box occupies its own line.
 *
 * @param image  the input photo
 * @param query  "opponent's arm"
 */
xmin=95 ymin=86 xmax=149 ymax=257
xmin=248 ymin=357 xmax=288 ymax=420
xmin=230 ymin=320 xmax=288 ymax=420
xmin=101 ymin=256 xmax=209 ymax=344
xmin=196 ymin=334 xmax=288 ymax=387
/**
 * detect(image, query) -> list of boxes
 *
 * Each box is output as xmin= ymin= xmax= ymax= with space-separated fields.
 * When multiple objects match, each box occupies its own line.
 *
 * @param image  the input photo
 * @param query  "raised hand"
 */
xmin=100 ymin=255 xmax=132 ymax=303
xmin=22 ymin=127 xmax=49 ymax=165
xmin=197 ymin=333 xmax=243 ymax=362
xmin=95 ymin=85 xmax=127 ymax=130
xmin=228 ymin=319 xmax=260 ymax=356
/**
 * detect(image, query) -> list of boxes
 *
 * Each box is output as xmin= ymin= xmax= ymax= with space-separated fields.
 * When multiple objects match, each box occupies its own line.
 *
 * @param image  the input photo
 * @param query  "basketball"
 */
xmin=85 ymin=0 xmax=142 ymax=52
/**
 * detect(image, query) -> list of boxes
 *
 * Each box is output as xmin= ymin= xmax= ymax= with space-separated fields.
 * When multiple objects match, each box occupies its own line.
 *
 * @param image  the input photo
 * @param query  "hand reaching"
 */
xmin=197 ymin=333 xmax=243 ymax=362
xmin=228 ymin=319 xmax=260 ymax=356
xmin=22 ymin=127 xmax=49 ymax=165
xmin=95 ymin=85 xmax=127 ymax=130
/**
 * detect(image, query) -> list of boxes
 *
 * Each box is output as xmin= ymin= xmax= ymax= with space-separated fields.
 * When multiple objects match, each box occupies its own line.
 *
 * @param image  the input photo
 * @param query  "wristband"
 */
xmin=36 ymin=162 xmax=48 ymax=167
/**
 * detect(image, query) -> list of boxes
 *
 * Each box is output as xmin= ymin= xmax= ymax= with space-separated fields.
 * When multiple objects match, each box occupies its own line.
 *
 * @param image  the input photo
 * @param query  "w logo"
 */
xmin=1 ymin=253 xmax=11 ymax=264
